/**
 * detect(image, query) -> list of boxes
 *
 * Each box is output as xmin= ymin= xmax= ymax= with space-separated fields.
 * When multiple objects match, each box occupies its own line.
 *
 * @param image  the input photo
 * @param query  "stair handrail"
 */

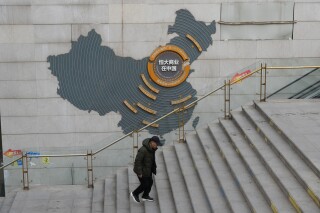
xmin=0 ymin=153 xmax=88 ymax=170
xmin=2 ymin=65 xmax=320 ymax=163
xmin=94 ymin=85 xmax=225 ymax=155
xmin=289 ymin=80 xmax=320 ymax=99
xmin=230 ymin=66 xmax=262 ymax=85
xmin=0 ymin=156 xmax=23 ymax=170
xmin=267 ymin=67 xmax=319 ymax=98
xmin=94 ymin=65 xmax=274 ymax=155
xmin=0 ymin=69 xmax=247 ymax=169
xmin=2 ymin=64 xmax=320 ymax=188
xmin=0 ymin=84 xmax=227 ymax=169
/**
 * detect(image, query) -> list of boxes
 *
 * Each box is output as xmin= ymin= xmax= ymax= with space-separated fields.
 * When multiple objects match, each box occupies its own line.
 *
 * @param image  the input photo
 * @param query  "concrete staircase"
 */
xmin=1 ymin=100 xmax=319 ymax=213
xmin=91 ymin=100 xmax=320 ymax=213
xmin=101 ymin=100 xmax=320 ymax=213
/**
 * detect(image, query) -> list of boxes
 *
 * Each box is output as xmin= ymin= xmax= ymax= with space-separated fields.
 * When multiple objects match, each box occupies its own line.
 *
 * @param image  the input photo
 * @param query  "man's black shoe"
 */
xmin=131 ymin=192 xmax=140 ymax=203
xmin=142 ymin=195 xmax=154 ymax=202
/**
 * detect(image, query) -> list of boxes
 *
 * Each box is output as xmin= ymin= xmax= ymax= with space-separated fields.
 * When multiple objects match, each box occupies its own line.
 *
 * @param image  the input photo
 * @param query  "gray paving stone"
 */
xmin=49 ymin=199 xmax=73 ymax=209
xmin=8 ymin=196 xmax=26 ymax=213
xmin=5 ymin=185 xmax=92 ymax=213
xmin=49 ymin=188 xmax=77 ymax=200
xmin=0 ymin=189 xmax=19 ymax=213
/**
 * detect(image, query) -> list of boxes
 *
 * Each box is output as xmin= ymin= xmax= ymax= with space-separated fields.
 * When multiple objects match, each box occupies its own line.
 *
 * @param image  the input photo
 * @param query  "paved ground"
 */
xmin=8 ymin=185 xmax=92 ymax=213
xmin=257 ymin=99 xmax=320 ymax=170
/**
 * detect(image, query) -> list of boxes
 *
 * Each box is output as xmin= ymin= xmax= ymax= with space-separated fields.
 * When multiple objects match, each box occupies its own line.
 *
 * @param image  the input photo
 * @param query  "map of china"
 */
xmin=47 ymin=9 xmax=216 ymax=137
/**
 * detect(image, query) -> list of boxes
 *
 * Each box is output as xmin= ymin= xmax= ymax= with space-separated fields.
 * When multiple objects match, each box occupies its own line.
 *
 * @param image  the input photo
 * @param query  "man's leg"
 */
xmin=141 ymin=176 xmax=154 ymax=201
xmin=133 ymin=176 xmax=145 ymax=195
xmin=131 ymin=176 xmax=144 ymax=203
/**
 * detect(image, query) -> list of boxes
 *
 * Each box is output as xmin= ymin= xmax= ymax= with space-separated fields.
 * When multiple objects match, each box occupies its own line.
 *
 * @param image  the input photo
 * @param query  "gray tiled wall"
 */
xmin=0 ymin=1 xmax=320 ymax=187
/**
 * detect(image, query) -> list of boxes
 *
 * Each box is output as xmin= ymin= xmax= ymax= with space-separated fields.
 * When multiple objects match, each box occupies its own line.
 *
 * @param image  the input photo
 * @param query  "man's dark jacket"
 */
xmin=133 ymin=138 xmax=157 ymax=177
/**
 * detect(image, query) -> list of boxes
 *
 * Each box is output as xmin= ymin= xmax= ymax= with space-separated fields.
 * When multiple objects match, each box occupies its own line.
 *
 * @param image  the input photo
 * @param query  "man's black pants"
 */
xmin=133 ymin=176 xmax=153 ymax=197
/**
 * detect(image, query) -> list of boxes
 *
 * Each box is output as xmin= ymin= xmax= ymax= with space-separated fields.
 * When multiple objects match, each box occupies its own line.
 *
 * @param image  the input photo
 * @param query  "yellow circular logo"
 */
xmin=147 ymin=45 xmax=190 ymax=87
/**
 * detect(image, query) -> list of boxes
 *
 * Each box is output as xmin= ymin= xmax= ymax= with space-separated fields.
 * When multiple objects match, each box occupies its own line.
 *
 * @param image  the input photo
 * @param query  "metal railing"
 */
xmin=218 ymin=20 xmax=297 ymax=25
xmin=1 ymin=64 xmax=320 ymax=189
xmin=267 ymin=67 xmax=320 ymax=98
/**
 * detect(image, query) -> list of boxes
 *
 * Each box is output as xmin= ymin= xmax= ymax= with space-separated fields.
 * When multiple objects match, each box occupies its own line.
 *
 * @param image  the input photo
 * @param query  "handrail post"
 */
xmin=22 ymin=152 xmax=29 ymax=190
xmin=178 ymin=104 xmax=186 ymax=143
xmin=224 ymin=80 xmax=226 ymax=118
xmin=260 ymin=63 xmax=263 ymax=101
xmin=132 ymin=131 xmax=138 ymax=163
xmin=264 ymin=63 xmax=267 ymax=101
xmin=87 ymin=150 xmax=94 ymax=188
xmin=260 ymin=63 xmax=267 ymax=102
xmin=224 ymin=80 xmax=231 ymax=119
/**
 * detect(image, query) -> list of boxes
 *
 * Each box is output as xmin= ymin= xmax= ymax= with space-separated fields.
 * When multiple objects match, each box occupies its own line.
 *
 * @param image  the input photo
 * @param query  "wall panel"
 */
xmin=0 ymin=2 xmax=320 ymax=185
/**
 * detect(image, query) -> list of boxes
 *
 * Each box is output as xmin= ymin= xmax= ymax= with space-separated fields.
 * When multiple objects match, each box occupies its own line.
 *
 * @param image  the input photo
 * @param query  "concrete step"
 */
xmin=143 ymin=178 xmax=160 ymax=213
xmin=221 ymin=115 xmax=294 ymax=212
xmin=174 ymin=142 xmax=212 ymax=213
xmin=104 ymin=175 xmax=116 ymax=213
xmin=186 ymin=132 xmax=230 ymax=213
xmin=242 ymin=104 xmax=320 ymax=208
xmin=218 ymin=117 xmax=295 ymax=212
xmin=154 ymin=151 xmax=176 ymax=213
xmin=231 ymin=110 xmax=319 ymax=213
xmin=254 ymin=100 xmax=320 ymax=179
xmin=116 ymin=168 xmax=130 ymax=213
xmin=92 ymin=180 xmax=105 ymax=213
xmin=162 ymin=146 xmax=193 ymax=213
xmin=217 ymin=119 xmax=272 ymax=213
xmin=200 ymin=122 xmax=248 ymax=213
xmin=128 ymin=166 xmax=145 ymax=213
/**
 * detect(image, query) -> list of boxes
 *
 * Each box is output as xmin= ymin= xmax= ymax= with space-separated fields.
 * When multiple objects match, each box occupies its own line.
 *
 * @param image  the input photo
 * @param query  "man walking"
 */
xmin=131 ymin=136 xmax=161 ymax=203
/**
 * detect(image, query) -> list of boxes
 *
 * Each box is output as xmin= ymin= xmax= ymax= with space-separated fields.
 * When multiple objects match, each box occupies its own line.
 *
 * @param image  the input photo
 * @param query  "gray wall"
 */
xmin=1 ymin=0 xmax=320 ymax=187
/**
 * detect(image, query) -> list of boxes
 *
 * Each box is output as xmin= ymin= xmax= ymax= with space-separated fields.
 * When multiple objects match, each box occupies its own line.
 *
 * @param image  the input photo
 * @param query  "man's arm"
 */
xmin=152 ymin=156 xmax=157 ymax=175
xmin=134 ymin=149 xmax=145 ymax=177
